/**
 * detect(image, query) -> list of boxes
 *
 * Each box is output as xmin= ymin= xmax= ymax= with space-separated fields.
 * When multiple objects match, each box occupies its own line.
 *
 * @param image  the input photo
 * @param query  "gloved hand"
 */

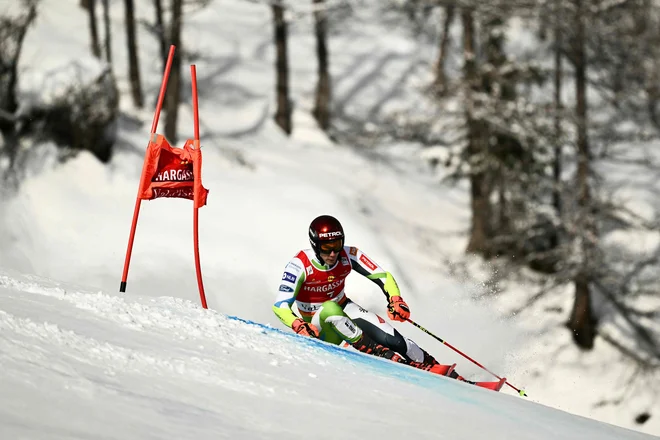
xmin=292 ymin=318 xmax=320 ymax=338
xmin=387 ymin=295 xmax=410 ymax=322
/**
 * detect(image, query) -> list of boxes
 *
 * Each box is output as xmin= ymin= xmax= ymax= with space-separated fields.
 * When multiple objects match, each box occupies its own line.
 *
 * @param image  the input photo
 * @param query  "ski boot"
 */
xmin=351 ymin=333 xmax=405 ymax=363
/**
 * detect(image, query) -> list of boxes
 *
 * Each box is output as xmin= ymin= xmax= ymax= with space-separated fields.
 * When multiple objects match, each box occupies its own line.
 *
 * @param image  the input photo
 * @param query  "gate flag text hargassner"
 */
xmin=137 ymin=134 xmax=208 ymax=208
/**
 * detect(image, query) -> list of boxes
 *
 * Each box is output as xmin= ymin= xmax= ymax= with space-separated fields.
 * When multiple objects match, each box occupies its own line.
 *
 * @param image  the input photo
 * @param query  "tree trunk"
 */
xmin=154 ymin=0 xmax=168 ymax=71
xmin=568 ymin=0 xmax=596 ymax=350
xmin=551 ymin=0 xmax=563 ymax=249
xmin=434 ymin=5 xmax=455 ymax=93
xmin=648 ymin=5 xmax=660 ymax=129
xmin=102 ymin=0 xmax=112 ymax=65
xmin=312 ymin=0 xmax=331 ymax=131
xmin=465 ymin=120 xmax=493 ymax=256
xmin=569 ymin=273 xmax=596 ymax=349
xmin=87 ymin=0 xmax=101 ymax=59
xmin=463 ymin=9 xmax=492 ymax=256
xmin=272 ymin=0 xmax=292 ymax=135
xmin=164 ymin=0 xmax=183 ymax=144
xmin=124 ymin=0 xmax=143 ymax=108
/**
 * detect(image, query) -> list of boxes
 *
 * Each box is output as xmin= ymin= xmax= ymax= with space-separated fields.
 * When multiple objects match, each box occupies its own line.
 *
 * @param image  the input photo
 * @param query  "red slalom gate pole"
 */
xmin=406 ymin=318 xmax=528 ymax=396
xmin=190 ymin=64 xmax=208 ymax=309
xmin=120 ymin=45 xmax=176 ymax=293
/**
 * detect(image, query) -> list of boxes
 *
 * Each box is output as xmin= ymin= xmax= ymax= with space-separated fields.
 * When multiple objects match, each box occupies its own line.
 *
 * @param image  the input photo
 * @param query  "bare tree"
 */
xmin=463 ymin=8 xmax=493 ymax=256
xmin=312 ymin=0 xmax=331 ymax=131
xmin=272 ymin=0 xmax=292 ymax=135
xmin=551 ymin=0 xmax=563 ymax=235
xmin=0 ymin=1 xmax=37 ymax=146
xmin=124 ymin=0 xmax=143 ymax=108
xmin=164 ymin=0 xmax=183 ymax=143
xmin=102 ymin=0 xmax=112 ymax=64
xmin=84 ymin=0 xmax=102 ymax=59
xmin=434 ymin=5 xmax=455 ymax=93
xmin=566 ymin=0 xmax=597 ymax=350
xmin=154 ymin=0 xmax=168 ymax=71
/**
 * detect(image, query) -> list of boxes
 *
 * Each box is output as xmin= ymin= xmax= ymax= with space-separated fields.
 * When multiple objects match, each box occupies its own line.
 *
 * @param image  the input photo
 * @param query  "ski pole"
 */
xmin=405 ymin=318 xmax=527 ymax=397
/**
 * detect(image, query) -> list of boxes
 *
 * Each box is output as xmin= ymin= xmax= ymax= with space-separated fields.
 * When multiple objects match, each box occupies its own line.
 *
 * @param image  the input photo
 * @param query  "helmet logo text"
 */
xmin=319 ymin=231 xmax=342 ymax=238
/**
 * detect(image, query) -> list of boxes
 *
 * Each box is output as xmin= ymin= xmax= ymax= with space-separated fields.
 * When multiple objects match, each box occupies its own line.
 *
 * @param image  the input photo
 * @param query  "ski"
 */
xmin=415 ymin=362 xmax=456 ymax=377
xmin=474 ymin=377 xmax=507 ymax=392
xmin=437 ymin=363 xmax=456 ymax=377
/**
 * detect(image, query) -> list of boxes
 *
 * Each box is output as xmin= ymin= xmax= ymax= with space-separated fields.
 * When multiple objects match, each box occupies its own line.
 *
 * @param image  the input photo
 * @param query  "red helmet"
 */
xmin=309 ymin=215 xmax=344 ymax=258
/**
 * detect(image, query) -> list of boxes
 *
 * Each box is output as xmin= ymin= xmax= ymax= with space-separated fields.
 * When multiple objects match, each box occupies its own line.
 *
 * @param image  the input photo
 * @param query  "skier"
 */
xmin=272 ymin=214 xmax=474 ymax=382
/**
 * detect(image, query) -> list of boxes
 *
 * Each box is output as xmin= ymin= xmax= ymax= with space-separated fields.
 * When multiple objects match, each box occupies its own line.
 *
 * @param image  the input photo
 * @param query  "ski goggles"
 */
xmin=319 ymin=239 xmax=343 ymax=254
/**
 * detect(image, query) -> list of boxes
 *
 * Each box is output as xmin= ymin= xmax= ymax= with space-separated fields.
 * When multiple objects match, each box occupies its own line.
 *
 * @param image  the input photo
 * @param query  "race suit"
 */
xmin=272 ymin=246 xmax=427 ymax=363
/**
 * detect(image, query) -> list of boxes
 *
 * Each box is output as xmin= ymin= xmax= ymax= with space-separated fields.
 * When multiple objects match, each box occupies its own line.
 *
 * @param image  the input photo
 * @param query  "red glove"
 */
xmin=387 ymin=296 xmax=410 ymax=322
xmin=292 ymin=318 xmax=320 ymax=338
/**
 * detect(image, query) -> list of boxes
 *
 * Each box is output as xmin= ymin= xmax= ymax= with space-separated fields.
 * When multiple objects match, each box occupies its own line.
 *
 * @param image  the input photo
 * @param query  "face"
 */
xmin=319 ymin=239 xmax=342 ymax=266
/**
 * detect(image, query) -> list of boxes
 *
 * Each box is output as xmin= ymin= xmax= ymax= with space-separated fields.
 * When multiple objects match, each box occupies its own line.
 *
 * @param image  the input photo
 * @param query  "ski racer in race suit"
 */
xmin=273 ymin=215 xmax=474 ymax=381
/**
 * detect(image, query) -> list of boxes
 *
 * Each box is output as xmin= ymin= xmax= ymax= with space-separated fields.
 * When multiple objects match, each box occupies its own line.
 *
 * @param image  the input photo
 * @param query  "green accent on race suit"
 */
xmin=367 ymin=271 xmax=401 ymax=298
xmin=318 ymin=301 xmax=361 ymax=344
xmin=311 ymin=258 xmax=329 ymax=270
xmin=272 ymin=305 xmax=298 ymax=328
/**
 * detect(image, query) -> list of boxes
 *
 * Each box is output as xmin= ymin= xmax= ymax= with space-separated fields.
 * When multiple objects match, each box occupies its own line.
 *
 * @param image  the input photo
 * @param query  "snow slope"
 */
xmin=1 ymin=268 xmax=655 ymax=440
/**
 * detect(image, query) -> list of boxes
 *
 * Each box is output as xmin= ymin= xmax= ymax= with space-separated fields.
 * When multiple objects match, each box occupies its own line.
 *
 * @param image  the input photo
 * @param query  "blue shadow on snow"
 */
xmin=227 ymin=315 xmax=484 ymax=407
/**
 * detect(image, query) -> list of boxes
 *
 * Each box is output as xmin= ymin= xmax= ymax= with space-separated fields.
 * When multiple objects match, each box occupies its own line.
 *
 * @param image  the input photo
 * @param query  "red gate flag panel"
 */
xmin=137 ymin=134 xmax=209 ymax=208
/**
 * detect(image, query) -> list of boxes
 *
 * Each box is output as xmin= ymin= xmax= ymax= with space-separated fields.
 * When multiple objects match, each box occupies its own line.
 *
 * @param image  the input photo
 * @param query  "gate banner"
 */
xmin=137 ymin=134 xmax=209 ymax=208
